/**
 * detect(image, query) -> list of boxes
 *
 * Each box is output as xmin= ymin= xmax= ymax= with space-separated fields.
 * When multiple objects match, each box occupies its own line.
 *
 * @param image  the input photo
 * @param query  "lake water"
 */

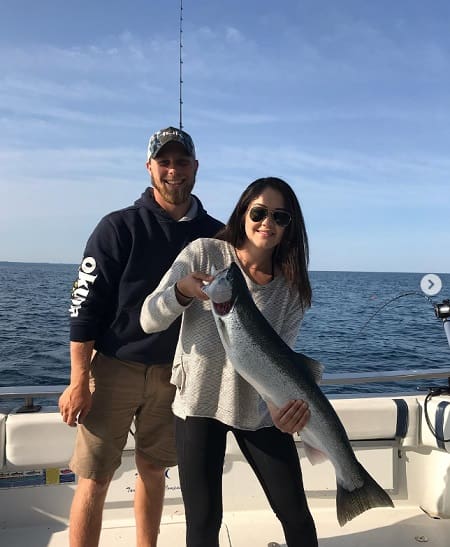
xmin=0 ymin=262 xmax=449 ymax=400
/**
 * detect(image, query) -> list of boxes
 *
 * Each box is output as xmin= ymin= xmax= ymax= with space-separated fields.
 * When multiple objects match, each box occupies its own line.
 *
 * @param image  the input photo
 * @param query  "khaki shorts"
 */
xmin=70 ymin=353 xmax=177 ymax=480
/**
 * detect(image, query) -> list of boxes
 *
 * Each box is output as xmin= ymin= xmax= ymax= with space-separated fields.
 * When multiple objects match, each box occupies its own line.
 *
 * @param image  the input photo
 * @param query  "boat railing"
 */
xmin=0 ymin=367 xmax=449 ymax=412
xmin=0 ymin=385 xmax=67 ymax=413
xmin=321 ymin=368 xmax=450 ymax=385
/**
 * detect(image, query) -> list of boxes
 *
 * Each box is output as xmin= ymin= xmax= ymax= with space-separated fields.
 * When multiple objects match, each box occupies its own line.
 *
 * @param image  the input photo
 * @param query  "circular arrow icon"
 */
xmin=420 ymin=273 xmax=442 ymax=296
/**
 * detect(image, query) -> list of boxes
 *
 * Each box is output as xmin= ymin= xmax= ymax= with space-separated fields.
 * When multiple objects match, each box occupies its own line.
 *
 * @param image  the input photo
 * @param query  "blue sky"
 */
xmin=0 ymin=0 xmax=449 ymax=272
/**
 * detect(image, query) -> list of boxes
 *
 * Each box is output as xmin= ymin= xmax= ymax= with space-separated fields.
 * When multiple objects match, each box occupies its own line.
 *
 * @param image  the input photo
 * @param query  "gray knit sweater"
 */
xmin=140 ymin=238 xmax=303 ymax=430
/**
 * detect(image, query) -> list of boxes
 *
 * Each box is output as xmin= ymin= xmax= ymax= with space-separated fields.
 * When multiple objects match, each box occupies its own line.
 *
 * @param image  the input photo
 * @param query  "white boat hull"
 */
xmin=1 ymin=389 xmax=450 ymax=546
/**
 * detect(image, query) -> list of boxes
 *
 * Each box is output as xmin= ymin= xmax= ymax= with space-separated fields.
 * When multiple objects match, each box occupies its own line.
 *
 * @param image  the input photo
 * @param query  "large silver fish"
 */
xmin=203 ymin=262 xmax=394 ymax=526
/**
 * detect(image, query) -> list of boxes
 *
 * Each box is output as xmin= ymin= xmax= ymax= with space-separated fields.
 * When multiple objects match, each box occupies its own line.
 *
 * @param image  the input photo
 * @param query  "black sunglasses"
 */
xmin=248 ymin=205 xmax=292 ymax=227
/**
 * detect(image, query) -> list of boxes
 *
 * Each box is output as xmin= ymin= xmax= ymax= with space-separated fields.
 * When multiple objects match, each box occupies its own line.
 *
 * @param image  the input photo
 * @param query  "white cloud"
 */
xmin=0 ymin=97 xmax=150 ymax=128
xmin=225 ymin=27 xmax=244 ymax=44
xmin=0 ymin=37 xmax=177 ymax=77
xmin=0 ymin=76 xmax=125 ymax=101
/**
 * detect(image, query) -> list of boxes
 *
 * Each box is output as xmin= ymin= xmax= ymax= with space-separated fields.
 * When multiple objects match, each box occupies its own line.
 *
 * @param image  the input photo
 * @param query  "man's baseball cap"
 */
xmin=147 ymin=126 xmax=196 ymax=161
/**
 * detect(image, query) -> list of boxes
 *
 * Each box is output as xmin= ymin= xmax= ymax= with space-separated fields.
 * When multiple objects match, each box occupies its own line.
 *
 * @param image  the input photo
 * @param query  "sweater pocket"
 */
xmin=171 ymin=357 xmax=186 ymax=393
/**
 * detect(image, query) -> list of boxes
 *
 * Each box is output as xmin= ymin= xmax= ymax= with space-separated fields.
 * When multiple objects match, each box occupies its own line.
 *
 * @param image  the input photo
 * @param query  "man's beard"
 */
xmin=151 ymin=175 xmax=195 ymax=205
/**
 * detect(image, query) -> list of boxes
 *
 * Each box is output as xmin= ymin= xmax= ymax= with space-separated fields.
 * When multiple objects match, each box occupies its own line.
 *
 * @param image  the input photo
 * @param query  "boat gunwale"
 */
xmin=0 ymin=367 xmax=449 ymax=400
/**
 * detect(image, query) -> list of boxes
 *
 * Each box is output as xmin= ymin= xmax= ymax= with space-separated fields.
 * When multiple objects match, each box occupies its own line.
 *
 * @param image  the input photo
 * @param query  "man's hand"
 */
xmin=59 ymin=340 xmax=95 ymax=427
xmin=268 ymin=400 xmax=310 ymax=434
xmin=59 ymin=382 xmax=92 ymax=427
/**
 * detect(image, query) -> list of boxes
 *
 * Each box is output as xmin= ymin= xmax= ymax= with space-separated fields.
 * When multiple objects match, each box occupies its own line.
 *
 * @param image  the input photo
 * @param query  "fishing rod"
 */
xmin=353 ymin=290 xmax=450 ymax=349
xmin=353 ymin=290 xmax=435 ymax=338
xmin=179 ymin=0 xmax=184 ymax=130
xmin=351 ymin=290 xmax=450 ymax=353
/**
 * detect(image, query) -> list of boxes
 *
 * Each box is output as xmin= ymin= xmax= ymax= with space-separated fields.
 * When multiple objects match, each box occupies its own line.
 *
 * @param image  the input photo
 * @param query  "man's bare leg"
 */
xmin=69 ymin=476 xmax=111 ymax=547
xmin=135 ymin=451 xmax=166 ymax=547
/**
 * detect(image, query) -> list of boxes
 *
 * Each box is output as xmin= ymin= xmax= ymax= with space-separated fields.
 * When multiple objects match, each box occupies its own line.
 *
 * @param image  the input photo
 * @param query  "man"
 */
xmin=59 ymin=126 xmax=224 ymax=547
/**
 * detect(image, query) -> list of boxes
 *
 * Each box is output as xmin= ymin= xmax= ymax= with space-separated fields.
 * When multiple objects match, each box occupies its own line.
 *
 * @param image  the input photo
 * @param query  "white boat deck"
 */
xmin=1 ymin=382 xmax=450 ymax=546
xmin=1 ymin=505 xmax=450 ymax=546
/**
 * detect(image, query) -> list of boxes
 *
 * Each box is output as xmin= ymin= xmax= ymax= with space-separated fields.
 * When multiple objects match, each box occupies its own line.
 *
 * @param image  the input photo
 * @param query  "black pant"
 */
xmin=175 ymin=416 xmax=318 ymax=547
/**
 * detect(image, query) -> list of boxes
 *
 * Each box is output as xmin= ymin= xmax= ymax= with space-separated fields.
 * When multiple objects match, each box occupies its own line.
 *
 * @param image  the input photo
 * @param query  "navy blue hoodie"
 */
xmin=69 ymin=188 xmax=223 ymax=365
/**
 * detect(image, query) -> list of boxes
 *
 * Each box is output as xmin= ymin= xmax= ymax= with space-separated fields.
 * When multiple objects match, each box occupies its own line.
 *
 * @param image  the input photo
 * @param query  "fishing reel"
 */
xmin=434 ymin=299 xmax=450 ymax=320
xmin=434 ymin=299 xmax=450 ymax=350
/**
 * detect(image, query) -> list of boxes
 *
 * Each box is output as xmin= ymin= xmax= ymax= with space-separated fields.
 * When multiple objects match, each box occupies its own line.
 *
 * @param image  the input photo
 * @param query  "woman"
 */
xmin=140 ymin=177 xmax=318 ymax=547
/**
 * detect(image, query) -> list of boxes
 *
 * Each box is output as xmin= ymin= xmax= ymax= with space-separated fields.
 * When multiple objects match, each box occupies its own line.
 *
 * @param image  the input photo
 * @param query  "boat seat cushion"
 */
xmin=5 ymin=408 xmax=78 ymax=470
xmin=5 ymin=408 xmax=136 ymax=470
xmin=331 ymin=396 xmax=416 ymax=442
xmin=225 ymin=396 xmax=419 ymax=458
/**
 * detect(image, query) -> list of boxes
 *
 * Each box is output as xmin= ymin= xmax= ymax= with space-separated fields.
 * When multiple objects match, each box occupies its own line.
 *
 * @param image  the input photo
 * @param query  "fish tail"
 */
xmin=336 ymin=464 xmax=394 ymax=526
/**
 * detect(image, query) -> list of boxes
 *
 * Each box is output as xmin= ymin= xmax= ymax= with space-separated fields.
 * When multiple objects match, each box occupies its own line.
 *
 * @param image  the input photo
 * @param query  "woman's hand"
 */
xmin=175 ymin=272 xmax=215 ymax=303
xmin=268 ymin=399 xmax=310 ymax=435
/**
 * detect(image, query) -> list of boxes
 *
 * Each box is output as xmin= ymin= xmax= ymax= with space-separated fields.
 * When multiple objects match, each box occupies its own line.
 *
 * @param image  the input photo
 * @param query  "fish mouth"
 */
xmin=212 ymin=299 xmax=233 ymax=316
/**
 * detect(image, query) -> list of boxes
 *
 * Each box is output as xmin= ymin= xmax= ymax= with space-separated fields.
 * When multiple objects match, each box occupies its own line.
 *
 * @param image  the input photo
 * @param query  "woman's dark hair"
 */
xmin=216 ymin=177 xmax=312 ymax=309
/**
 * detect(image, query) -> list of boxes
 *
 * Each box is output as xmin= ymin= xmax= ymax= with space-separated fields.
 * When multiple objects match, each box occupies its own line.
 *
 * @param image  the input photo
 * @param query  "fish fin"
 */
xmin=302 ymin=442 xmax=328 ymax=465
xmin=296 ymin=353 xmax=324 ymax=384
xmin=336 ymin=463 xmax=394 ymax=526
